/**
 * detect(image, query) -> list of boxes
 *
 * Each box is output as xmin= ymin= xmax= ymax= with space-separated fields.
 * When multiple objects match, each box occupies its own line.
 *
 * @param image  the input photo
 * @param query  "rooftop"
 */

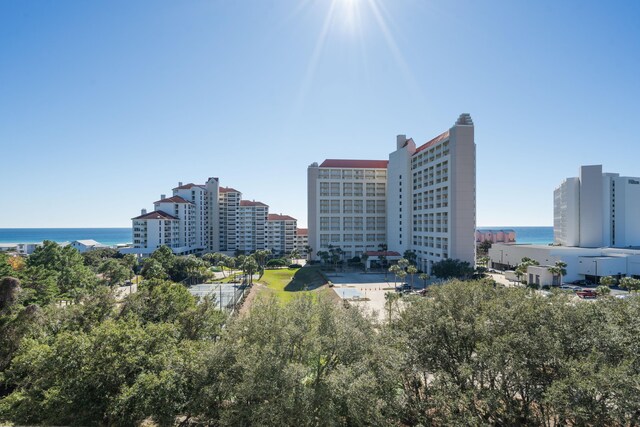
xmin=173 ymin=183 xmax=204 ymax=190
xmin=414 ymin=130 xmax=450 ymax=155
xmin=319 ymin=159 xmax=389 ymax=169
xmin=268 ymin=214 xmax=296 ymax=221
xmin=296 ymin=228 xmax=308 ymax=236
xmin=240 ymin=200 xmax=268 ymax=207
xmin=154 ymin=196 xmax=194 ymax=204
xmin=219 ymin=187 xmax=240 ymax=193
xmin=132 ymin=210 xmax=179 ymax=220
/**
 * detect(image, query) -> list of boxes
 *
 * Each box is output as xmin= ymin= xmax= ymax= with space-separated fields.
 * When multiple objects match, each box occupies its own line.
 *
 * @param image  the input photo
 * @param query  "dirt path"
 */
xmin=236 ymin=282 xmax=265 ymax=317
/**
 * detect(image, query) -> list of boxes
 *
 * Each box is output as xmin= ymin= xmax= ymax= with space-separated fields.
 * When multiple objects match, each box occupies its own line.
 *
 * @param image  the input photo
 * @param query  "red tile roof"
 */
xmin=154 ymin=196 xmax=194 ymax=204
xmin=363 ymin=251 xmax=401 ymax=257
xmin=414 ymin=130 xmax=450 ymax=155
xmin=240 ymin=200 xmax=268 ymax=207
xmin=296 ymin=228 xmax=308 ymax=236
xmin=219 ymin=187 xmax=240 ymax=193
xmin=173 ymin=183 xmax=204 ymax=190
xmin=319 ymin=159 xmax=388 ymax=169
xmin=132 ymin=210 xmax=179 ymax=220
xmin=268 ymin=214 xmax=296 ymax=221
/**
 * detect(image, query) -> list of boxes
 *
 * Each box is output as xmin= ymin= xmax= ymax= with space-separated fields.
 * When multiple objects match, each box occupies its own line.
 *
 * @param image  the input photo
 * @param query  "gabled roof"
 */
xmin=319 ymin=159 xmax=388 ymax=169
xmin=220 ymin=187 xmax=240 ymax=193
xmin=132 ymin=210 xmax=179 ymax=220
xmin=173 ymin=183 xmax=204 ymax=190
xmin=72 ymin=239 xmax=103 ymax=246
xmin=240 ymin=200 xmax=268 ymax=207
xmin=268 ymin=214 xmax=296 ymax=221
xmin=296 ymin=228 xmax=308 ymax=236
xmin=414 ymin=130 xmax=450 ymax=155
xmin=154 ymin=196 xmax=193 ymax=204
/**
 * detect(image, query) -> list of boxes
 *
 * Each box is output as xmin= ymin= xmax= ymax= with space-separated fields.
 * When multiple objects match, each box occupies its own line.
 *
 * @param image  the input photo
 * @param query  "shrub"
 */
xmin=266 ymin=258 xmax=287 ymax=267
xmin=288 ymin=264 xmax=302 ymax=269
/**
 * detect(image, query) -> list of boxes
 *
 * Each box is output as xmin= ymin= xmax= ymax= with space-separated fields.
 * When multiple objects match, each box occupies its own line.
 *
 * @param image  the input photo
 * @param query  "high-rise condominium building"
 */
xmin=266 ymin=214 xmax=297 ymax=255
xmin=554 ymin=165 xmax=640 ymax=247
xmin=307 ymin=114 xmax=476 ymax=273
xmin=307 ymin=159 xmax=389 ymax=261
xmin=127 ymin=178 xmax=296 ymax=256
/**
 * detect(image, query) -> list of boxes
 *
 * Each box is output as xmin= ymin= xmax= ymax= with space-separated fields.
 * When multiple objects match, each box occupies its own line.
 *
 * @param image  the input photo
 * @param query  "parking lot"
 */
xmin=328 ymin=271 xmax=430 ymax=320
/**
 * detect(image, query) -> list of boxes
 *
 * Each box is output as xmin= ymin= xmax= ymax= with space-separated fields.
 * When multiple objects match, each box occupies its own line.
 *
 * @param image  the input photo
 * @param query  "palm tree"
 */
xmin=361 ymin=253 xmax=369 ymax=271
xmin=554 ymin=261 xmax=567 ymax=286
xmin=378 ymin=243 xmax=388 ymax=276
xmin=389 ymin=264 xmax=400 ymax=287
xmin=304 ymin=245 xmax=313 ymax=262
xmin=289 ymin=248 xmax=300 ymax=264
xmin=547 ymin=266 xmax=561 ymax=287
xmin=419 ymin=273 xmax=430 ymax=287
xmin=407 ymin=265 xmax=418 ymax=290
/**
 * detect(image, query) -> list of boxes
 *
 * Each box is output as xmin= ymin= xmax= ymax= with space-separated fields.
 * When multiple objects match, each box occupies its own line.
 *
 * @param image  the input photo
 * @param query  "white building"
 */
xmin=131 ymin=210 xmax=182 ymax=255
xmin=237 ymin=200 xmax=269 ymax=253
xmin=307 ymin=159 xmax=389 ymax=260
xmin=218 ymin=187 xmax=241 ymax=253
xmin=554 ymin=165 xmax=640 ymax=247
xmin=70 ymin=239 xmax=107 ymax=253
xmin=294 ymin=228 xmax=309 ymax=255
xmin=489 ymin=243 xmax=640 ymax=284
xmin=266 ymin=214 xmax=297 ymax=255
xmin=172 ymin=183 xmax=209 ymax=250
xmin=126 ymin=179 xmax=295 ymax=256
xmin=307 ymin=114 xmax=477 ymax=274
xmin=154 ymin=195 xmax=198 ymax=251
xmin=387 ymin=114 xmax=476 ymax=273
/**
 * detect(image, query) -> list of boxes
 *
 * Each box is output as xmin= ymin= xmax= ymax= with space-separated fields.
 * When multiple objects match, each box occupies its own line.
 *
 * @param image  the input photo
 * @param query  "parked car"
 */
xmin=577 ymin=290 xmax=597 ymax=299
xmin=560 ymin=285 xmax=582 ymax=292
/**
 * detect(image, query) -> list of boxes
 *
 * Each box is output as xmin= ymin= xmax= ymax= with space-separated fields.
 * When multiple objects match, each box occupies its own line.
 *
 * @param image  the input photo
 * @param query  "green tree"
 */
xmin=431 ymin=258 xmax=474 ymax=280
xmin=479 ymin=239 xmax=492 ymax=254
xmin=98 ymin=258 xmax=130 ymax=287
xmin=595 ymin=285 xmax=611 ymax=296
xmin=419 ymin=272 xmax=430 ymax=287
xmin=19 ymin=265 xmax=59 ymax=305
xmin=599 ymin=276 xmax=616 ymax=287
xmin=141 ymin=258 xmax=167 ymax=280
xmin=620 ymin=277 xmax=640 ymax=293
xmin=403 ymin=250 xmax=417 ymax=266
xmin=407 ymin=265 xmax=418 ymax=290
xmin=0 ymin=253 xmax=13 ymax=279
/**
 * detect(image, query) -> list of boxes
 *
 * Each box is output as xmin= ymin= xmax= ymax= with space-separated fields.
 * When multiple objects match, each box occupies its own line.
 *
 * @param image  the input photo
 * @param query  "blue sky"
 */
xmin=2 ymin=0 xmax=639 ymax=228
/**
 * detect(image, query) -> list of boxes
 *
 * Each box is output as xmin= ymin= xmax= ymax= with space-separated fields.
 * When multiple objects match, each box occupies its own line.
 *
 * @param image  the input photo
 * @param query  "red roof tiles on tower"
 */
xmin=296 ymin=228 xmax=308 ymax=236
xmin=172 ymin=183 xmax=204 ymax=190
xmin=154 ymin=196 xmax=194 ymax=204
xmin=240 ymin=200 xmax=268 ymax=207
xmin=414 ymin=130 xmax=450 ymax=155
xmin=319 ymin=159 xmax=388 ymax=169
xmin=268 ymin=214 xmax=296 ymax=221
xmin=132 ymin=210 xmax=179 ymax=220
xmin=219 ymin=187 xmax=240 ymax=193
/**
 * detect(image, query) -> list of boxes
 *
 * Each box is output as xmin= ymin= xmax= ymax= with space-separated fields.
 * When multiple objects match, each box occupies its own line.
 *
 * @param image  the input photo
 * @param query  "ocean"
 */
xmin=478 ymin=226 xmax=554 ymax=245
xmin=0 ymin=228 xmax=131 ymax=246
xmin=0 ymin=226 xmax=554 ymax=247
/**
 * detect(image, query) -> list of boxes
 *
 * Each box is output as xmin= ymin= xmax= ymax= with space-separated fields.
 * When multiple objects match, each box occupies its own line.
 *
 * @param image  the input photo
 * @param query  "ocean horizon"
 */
xmin=0 ymin=228 xmax=131 ymax=246
xmin=0 ymin=226 xmax=554 ymax=247
xmin=477 ymin=226 xmax=554 ymax=245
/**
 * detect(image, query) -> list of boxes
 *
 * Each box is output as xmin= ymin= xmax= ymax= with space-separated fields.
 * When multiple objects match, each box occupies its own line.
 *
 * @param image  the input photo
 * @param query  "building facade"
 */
xmin=307 ymin=159 xmax=389 ymax=261
xmin=554 ymin=165 xmax=640 ymax=247
xmin=308 ymin=114 xmax=477 ymax=273
xmin=266 ymin=214 xmax=297 ymax=255
xmin=294 ymin=228 xmax=309 ymax=255
xmin=126 ymin=179 xmax=295 ymax=256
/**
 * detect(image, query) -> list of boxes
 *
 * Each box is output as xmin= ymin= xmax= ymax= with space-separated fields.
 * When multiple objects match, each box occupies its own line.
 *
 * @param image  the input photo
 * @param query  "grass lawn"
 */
xmin=257 ymin=266 xmax=329 ymax=302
